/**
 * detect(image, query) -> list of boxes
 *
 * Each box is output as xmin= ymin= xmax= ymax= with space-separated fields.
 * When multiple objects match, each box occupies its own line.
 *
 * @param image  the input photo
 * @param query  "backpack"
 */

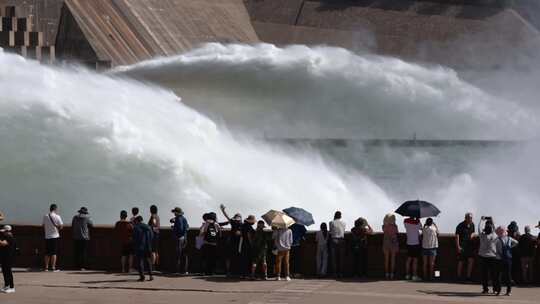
xmin=500 ymin=238 xmax=512 ymax=261
xmin=205 ymin=223 xmax=219 ymax=244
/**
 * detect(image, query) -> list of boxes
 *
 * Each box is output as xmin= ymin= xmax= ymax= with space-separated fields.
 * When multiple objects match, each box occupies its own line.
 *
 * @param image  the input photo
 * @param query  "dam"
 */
xmin=1 ymin=0 xmax=539 ymax=233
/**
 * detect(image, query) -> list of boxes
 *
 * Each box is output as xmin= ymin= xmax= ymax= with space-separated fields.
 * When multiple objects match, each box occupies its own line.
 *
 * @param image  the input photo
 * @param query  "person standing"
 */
xmin=495 ymin=226 xmax=519 ymax=296
xmin=404 ymin=217 xmax=421 ymax=281
xmin=219 ymin=204 xmax=243 ymax=277
xmin=478 ymin=217 xmax=499 ymax=294
xmin=251 ymin=220 xmax=269 ymax=280
xmin=351 ymin=217 xmax=373 ymax=278
xmin=71 ymin=207 xmax=93 ymax=270
xmin=114 ymin=210 xmax=133 ymax=273
xmin=240 ymin=215 xmax=256 ymax=278
xmin=42 ymin=203 xmax=63 ymax=272
xmin=171 ymin=207 xmax=189 ymax=274
xmin=273 ymin=226 xmax=293 ymax=281
xmin=132 ymin=216 xmax=153 ymax=281
xmin=329 ymin=211 xmax=346 ymax=278
xmin=519 ymin=226 xmax=537 ymax=284
xmin=455 ymin=213 xmax=476 ymax=282
xmin=148 ymin=205 xmax=161 ymax=267
xmin=422 ymin=218 xmax=439 ymax=281
xmin=199 ymin=212 xmax=221 ymax=275
xmin=315 ymin=223 xmax=329 ymax=277
xmin=0 ymin=225 xmax=16 ymax=293
xmin=130 ymin=207 xmax=140 ymax=223
xmin=289 ymin=223 xmax=307 ymax=278
xmin=382 ymin=214 xmax=399 ymax=280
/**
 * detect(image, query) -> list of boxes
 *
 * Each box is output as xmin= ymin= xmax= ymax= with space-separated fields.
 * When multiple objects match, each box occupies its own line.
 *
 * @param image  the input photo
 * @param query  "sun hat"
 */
xmin=0 ymin=225 xmax=12 ymax=232
xmin=171 ymin=207 xmax=184 ymax=215
xmin=245 ymin=215 xmax=256 ymax=224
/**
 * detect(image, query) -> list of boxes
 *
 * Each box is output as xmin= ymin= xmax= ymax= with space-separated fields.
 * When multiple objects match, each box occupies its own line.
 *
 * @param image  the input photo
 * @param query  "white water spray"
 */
xmin=0 ymin=48 xmax=393 ymax=227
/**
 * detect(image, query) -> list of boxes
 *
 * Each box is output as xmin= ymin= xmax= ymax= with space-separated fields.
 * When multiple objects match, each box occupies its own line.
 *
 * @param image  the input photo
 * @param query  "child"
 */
xmin=0 ymin=225 xmax=16 ymax=293
xmin=251 ymin=220 xmax=268 ymax=280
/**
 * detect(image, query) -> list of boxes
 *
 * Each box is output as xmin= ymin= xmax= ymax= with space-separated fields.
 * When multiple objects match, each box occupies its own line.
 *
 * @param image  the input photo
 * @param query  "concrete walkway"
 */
xmin=1 ymin=269 xmax=539 ymax=304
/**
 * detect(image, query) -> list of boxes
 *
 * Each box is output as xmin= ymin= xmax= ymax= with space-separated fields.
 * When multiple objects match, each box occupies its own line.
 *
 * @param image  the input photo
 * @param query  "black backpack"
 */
xmin=205 ymin=223 xmax=219 ymax=243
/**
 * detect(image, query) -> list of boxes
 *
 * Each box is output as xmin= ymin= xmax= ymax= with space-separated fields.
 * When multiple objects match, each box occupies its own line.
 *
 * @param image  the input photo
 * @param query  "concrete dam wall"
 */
xmin=10 ymin=224 xmax=540 ymax=282
xmin=2 ymin=0 xmax=540 ymax=68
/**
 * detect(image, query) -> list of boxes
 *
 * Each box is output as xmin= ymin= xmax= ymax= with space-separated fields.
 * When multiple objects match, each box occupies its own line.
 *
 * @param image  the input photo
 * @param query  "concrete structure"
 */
xmin=2 ymin=0 xmax=540 ymax=68
xmin=10 ymin=225 xmax=540 ymax=282
xmin=54 ymin=0 xmax=259 ymax=68
xmin=0 ymin=5 xmax=55 ymax=63
xmin=245 ymin=0 xmax=540 ymax=69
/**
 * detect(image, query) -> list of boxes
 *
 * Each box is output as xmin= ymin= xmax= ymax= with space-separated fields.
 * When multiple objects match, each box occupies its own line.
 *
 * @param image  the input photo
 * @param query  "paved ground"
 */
xmin=1 ymin=269 xmax=539 ymax=304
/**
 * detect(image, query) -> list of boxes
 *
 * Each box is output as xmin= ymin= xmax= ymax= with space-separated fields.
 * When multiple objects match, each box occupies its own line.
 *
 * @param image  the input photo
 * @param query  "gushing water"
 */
xmin=0 ymin=48 xmax=393 ymax=227
xmin=1 ymin=44 xmax=539 ymax=231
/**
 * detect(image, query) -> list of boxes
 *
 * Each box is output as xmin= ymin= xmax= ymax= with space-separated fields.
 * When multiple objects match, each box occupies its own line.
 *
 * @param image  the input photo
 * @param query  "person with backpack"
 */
xmin=496 ymin=226 xmax=519 ymax=296
xmin=71 ymin=207 xmax=94 ymax=270
xmin=171 ymin=207 xmax=189 ymax=274
xmin=42 ymin=203 xmax=63 ymax=272
xmin=132 ymin=216 xmax=154 ymax=281
xmin=0 ymin=225 xmax=16 ymax=293
xmin=199 ymin=212 xmax=221 ymax=275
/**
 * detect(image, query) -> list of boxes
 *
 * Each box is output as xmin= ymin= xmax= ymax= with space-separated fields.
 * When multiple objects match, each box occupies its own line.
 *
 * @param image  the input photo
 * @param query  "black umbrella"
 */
xmin=395 ymin=200 xmax=440 ymax=218
xmin=283 ymin=207 xmax=315 ymax=226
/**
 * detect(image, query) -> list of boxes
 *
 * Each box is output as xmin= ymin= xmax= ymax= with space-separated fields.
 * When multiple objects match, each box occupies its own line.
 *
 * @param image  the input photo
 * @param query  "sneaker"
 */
xmin=43 ymin=268 xmax=49 ymax=272
xmin=412 ymin=276 xmax=421 ymax=281
xmin=264 ymin=276 xmax=269 ymax=281
xmin=276 ymin=277 xmax=282 ymax=281
xmin=405 ymin=274 xmax=411 ymax=280
xmin=52 ymin=269 xmax=60 ymax=273
xmin=0 ymin=286 xmax=7 ymax=292
xmin=3 ymin=288 xmax=15 ymax=294
xmin=285 ymin=276 xmax=291 ymax=281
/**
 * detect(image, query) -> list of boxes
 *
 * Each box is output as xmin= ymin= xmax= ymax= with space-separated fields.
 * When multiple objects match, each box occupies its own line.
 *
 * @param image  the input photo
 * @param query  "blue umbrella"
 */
xmin=283 ymin=207 xmax=315 ymax=226
xmin=395 ymin=200 xmax=440 ymax=218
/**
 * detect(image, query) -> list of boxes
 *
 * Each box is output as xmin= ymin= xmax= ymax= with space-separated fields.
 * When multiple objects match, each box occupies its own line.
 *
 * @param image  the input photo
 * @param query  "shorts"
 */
xmin=151 ymin=234 xmax=160 ymax=252
xmin=407 ymin=245 xmax=421 ymax=258
xmin=45 ymin=238 xmax=59 ymax=255
xmin=457 ymin=244 xmax=475 ymax=261
xmin=423 ymin=248 xmax=438 ymax=257
xmin=121 ymin=242 xmax=133 ymax=256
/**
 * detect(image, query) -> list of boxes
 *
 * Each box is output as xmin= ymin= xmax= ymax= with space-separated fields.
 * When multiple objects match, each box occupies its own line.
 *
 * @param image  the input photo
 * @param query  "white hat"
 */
xmin=0 ymin=225 xmax=12 ymax=232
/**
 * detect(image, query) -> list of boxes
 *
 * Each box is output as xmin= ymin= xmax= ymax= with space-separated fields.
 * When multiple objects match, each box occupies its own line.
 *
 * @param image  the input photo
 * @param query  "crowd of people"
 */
xmin=0 ymin=207 xmax=539 ymax=296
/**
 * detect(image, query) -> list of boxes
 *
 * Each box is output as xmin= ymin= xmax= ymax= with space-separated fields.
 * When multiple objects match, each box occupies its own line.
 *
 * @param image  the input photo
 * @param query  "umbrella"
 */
xmin=282 ymin=207 xmax=315 ymax=226
xmin=262 ymin=210 xmax=295 ymax=229
xmin=395 ymin=200 xmax=440 ymax=218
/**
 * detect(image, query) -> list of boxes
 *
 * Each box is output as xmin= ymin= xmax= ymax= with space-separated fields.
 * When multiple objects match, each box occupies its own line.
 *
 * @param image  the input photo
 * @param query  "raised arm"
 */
xmin=220 ymin=204 xmax=232 ymax=221
xmin=478 ymin=218 xmax=486 ymax=235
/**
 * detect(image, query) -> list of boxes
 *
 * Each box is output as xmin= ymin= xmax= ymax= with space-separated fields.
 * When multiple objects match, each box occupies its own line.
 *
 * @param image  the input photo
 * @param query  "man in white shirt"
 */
xmin=404 ymin=217 xmax=422 ymax=280
xmin=42 ymin=204 xmax=63 ymax=271
xmin=329 ymin=211 xmax=346 ymax=277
